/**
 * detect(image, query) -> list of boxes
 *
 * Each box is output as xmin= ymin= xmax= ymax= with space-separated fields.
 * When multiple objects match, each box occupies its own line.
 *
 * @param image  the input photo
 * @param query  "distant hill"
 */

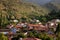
xmin=22 ymin=0 xmax=52 ymax=5
xmin=44 ymin=3 xmax=59 ymax=11
xmin=52 ymin=0 xmax=60 ymax=4
xmin=22 ymin=0 xmax=60 ymax=10
xmin=51 ymin=0 xmax=60 ymax=9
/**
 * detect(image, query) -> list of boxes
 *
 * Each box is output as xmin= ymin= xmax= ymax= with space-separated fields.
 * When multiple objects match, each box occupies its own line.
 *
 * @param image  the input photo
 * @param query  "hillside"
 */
xmin=0 ymin=0 xmax=49 ymax=17
xmin=0 ymin=0 xmax=49 ymax=26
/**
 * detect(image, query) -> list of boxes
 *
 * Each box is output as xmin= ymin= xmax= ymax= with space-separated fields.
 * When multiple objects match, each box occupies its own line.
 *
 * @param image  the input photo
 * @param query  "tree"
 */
xmin=27 ymin=32 xmax=35 ymax=38
xmin=17 ymin=33 xmax=27 ymax=38
xmin=46 ymin=10 xmax=60 ymax=21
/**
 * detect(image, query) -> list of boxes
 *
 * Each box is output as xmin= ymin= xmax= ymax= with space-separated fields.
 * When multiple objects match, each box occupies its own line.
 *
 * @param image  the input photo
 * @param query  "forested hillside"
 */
xmin=0 ymin=0 xmax=49 ymax=27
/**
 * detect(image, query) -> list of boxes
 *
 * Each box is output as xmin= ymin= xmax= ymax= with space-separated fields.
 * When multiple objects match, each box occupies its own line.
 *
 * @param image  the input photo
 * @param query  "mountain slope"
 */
xmin=0 ymin=0 xmax=49 ymax=25
xmin=1 ymin=0 xmax=49 ymax=16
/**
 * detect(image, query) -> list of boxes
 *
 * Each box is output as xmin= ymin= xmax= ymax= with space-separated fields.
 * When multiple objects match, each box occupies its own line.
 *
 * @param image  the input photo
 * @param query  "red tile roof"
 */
xmin=22 ymin=38 xmax=41 ymax=40
xmin=27 ymin=24 xmax=48 ymax=31
xmin=15 ymin=25 xmax=22 ymax=28
xmin=0 ymin=29 xmax=10 ymax=32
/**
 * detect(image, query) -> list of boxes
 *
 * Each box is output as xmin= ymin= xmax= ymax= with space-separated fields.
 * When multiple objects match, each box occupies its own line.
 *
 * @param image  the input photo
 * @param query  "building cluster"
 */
xmin=0 ymin=19 xmax=60 ymax=40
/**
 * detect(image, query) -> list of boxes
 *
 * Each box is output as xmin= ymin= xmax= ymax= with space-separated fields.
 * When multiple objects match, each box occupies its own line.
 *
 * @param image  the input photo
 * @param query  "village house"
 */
xmin=6 ymin=24 xmax=14 ymax=29
xmin=0 ymin=29 xmax=10 ymax=35
xmin=45 ymin=19 xmax=60 ymax=32
xmin=27 ymin=22 xmax=48 ymax=32
xmin=16 ymin=22 xmax=27 ymax=28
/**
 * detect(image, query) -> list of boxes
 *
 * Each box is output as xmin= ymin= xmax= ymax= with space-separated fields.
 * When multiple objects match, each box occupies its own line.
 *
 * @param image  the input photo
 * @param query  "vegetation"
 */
xmin=17 ymin=31 xmax=54 ymax=40
xmin=0 ymin=0 xmax=49 ymax=27
xmin=0 ymin=33 xmax=8 ymax=40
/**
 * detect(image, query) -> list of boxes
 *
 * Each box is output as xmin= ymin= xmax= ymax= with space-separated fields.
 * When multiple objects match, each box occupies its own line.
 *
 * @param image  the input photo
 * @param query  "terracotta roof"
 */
xmin=15 ymin=25 xmax=22 ymax=28
xmin=27 ymin=24 xmax=48 ymax=31
xmin=0 ymin=29 xmax=10 ymax=32
xmin=27 ymin=24 xmax=39 ymax=27
xmin=22 ymin=38 xmax=41 ymax=40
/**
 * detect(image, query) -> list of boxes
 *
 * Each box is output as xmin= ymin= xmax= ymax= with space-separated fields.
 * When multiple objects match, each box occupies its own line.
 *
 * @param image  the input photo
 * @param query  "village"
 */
xmin=0 ymin=0 xmax=60 ymax=40
xmin=0 ymin=19 xmax=60 ymax=40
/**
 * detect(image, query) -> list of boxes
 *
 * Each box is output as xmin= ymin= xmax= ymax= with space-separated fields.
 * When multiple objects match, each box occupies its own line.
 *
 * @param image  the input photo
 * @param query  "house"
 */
xmin=45 ymin=19 xmax=59 ymax=31
xmin=16 ymin=22 xmax=27 ymax=28
xmin=6 ymin=24 xmax=14 ymax=29
xmin=27 ymin=23 xmax=48 ymax=31
xmin=10 ymin=27 xmax=17 ymax=34
xmin=0 ymin=29 xmax=10 ymax=35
